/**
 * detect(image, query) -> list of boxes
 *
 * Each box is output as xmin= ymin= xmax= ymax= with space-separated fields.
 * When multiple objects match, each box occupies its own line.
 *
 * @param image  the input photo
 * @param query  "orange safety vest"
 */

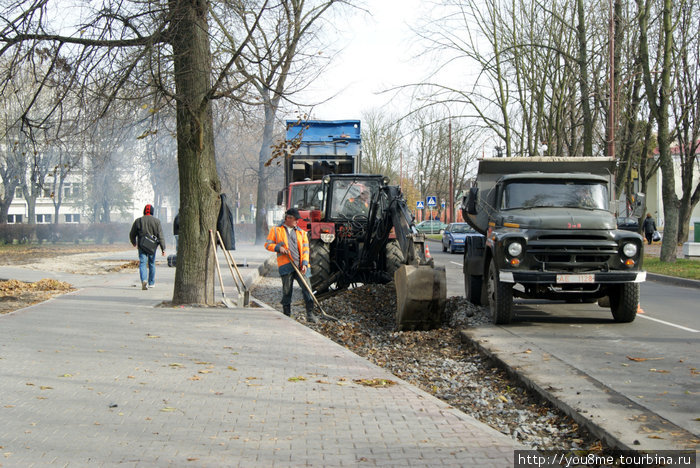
xmin=264 ymin=224 xmax=310 ymax=276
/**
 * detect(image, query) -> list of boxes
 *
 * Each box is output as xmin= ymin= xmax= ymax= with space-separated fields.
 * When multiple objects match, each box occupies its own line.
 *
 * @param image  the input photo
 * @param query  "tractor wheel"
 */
xmin=309 ymin=240 xmax=333 ymax=293
xmin=385 ymin=240 xmax=405 ymax=277
xmin=609 ymin=283 xmax=639 ymax=323
xmin=486 ymin=258 xmax=513 ymax=324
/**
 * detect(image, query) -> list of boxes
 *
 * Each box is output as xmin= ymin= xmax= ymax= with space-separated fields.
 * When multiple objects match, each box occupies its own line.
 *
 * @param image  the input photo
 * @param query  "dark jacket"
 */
xmin=173 ymin=213 xmax=179 ymax=236
xmin=217 ymin=193 xmax=236 ymax=250
xmin=642 ymin=217 xmax=656 ymax=234
xmin=129 ymin=215 xmax=166 ymax=252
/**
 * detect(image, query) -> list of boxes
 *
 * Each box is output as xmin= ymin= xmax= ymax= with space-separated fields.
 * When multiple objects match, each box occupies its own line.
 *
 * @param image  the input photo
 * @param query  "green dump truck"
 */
xmin=461 ymin=157 xmax=646 ymax=324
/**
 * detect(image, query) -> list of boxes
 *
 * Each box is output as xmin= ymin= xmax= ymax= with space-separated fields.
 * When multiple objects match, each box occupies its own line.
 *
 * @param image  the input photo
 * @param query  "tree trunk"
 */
xmin=255 ymin=103 xmax=274 ymax=245
xmin=637 ymin=0 xmax=679 ymax=262
xmin=576 ymin=0 xmax=593 ymax=156
xmin=170 ymin=0 xmax=221 ymax=305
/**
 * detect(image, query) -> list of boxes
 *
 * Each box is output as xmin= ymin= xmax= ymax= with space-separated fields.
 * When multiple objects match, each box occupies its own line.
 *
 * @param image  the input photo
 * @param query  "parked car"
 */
xmin=441 ymin=222 xmax=478 ymax=254
xmin=415 ymin=220 xmax=447 ymax=234
xmin=616 ymin=216 xmax=640 ymax=232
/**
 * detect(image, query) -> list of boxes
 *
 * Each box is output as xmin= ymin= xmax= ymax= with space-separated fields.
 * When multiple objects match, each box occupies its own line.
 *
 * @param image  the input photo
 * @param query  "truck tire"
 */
xmin=309 ymin=240 xmax=333 ymax=293
xmin=385 ymin=240 xmax=405 ymax=276
xmin=609 ymin=283 xmax=639 ymax=323
xmin=464 ymin=272 xmax=482 ymax=306
xmin=486 ymin=259 xmax=513 ymax=324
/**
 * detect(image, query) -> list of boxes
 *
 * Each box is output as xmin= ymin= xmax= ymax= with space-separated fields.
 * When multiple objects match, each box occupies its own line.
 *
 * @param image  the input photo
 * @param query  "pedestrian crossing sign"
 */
xmin=426 ymin=196 xmax=437 ymax=207
xmin=416 ymin=200 xmax=425 ymax=209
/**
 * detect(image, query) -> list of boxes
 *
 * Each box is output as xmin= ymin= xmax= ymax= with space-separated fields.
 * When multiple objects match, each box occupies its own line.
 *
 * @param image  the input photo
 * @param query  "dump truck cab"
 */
xmin=462 ymin=157 xmax=646 ymax=324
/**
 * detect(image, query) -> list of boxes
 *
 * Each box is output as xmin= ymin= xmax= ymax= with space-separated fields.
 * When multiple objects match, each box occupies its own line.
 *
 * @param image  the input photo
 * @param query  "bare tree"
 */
xmin=82 ymin=114 xmax=137 ymax=224
xmin=0 ymin=0 xmax=273 ymax=304
xmin=361 ymin=109 xmax=404 ymax=180
xmin=636 ymin=0 xmax=679 ymax=261
xmin=225 ymin=0 xmax=350 ymax=243
xmin=670 ymin=0 xmax=700 ymax=245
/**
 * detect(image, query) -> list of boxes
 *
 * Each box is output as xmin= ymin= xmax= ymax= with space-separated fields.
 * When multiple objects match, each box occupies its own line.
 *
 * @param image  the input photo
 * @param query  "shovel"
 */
xmin=285 ymin=252 xmax=338 ymax=322
xmin=209 ymin=230 xmax=236 ymax=308
xmin=216 ymin=231 xmax=250 ymax=307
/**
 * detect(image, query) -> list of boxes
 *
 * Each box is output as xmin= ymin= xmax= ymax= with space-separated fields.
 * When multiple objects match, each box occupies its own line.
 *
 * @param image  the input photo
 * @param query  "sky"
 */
xmin=299 ymin=0 xmax=430 ymax=121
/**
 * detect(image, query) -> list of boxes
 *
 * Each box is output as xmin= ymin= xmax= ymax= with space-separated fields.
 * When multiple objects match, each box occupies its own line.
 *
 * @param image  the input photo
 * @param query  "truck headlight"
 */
xmin=622 ymin=242 xmax=637 ymax=257
xmin=507 ymin=241 xmax=523 ymax=257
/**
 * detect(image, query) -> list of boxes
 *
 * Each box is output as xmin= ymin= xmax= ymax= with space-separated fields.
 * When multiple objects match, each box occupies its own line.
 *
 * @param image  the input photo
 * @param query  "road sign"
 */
xmin=416 ymin=201 xmax=425 ymax=209
xmin=426 ymin=196 xmax=437 ymax=207
xmin=441 ymin=201 xmax=446 ymax=208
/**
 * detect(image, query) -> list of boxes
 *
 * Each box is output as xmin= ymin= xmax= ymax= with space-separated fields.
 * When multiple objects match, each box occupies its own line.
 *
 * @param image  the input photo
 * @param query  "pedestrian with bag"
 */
xmin=129 ymin=204 xmax=166 ymax=290
xmin=642 ymin=212 xmax=657 ymax=245
xmin=264 ymin=208 xmax=318 ymax=323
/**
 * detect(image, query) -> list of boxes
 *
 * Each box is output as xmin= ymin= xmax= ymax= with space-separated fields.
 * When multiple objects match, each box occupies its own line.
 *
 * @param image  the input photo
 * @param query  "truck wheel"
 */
xmin=609 ymin=283 xmax=639 ymax=323
xmin=486 ymin=259 xmax=513 ymax=324
xmin=464 ymin=272 xmax=482 ymax=306
xmin=385 ymin=240 xmax=405 ymax=277
xmin=309 ymin=240 xmax=333 ymax=293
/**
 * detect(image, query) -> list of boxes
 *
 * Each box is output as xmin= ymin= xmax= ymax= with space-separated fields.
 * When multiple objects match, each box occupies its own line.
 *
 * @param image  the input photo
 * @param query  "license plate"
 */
xmin=556 ymin=274 xmax=594 ymax=283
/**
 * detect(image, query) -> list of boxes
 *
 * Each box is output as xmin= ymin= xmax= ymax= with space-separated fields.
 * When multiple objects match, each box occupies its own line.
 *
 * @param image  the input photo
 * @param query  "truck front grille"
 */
xmin=527 ymin=235 xmax=618 ymax=271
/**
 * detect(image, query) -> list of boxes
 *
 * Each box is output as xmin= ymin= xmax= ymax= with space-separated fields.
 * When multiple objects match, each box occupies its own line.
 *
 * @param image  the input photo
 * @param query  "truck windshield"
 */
xmin=330 ymin=179 xmax=380 ymax=218
xmin=290 ymin=183 xmax=323 ymax=210
xmin=502 ymin=181 xmax=608 ymax=210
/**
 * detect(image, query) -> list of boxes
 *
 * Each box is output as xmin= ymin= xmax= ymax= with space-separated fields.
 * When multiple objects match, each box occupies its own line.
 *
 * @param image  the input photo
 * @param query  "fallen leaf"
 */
xmin=626 ymin=355 xmax=664 ymax=362
xmin=353 ymin=378 xmax=397 ymax=387
xmin=169 ymin=363 xmax=184 ymax=368
xmin=497 ymin=395 xmax=508 ymax=403
xmin=39 ymin=386 xmax=53 ymax=390
xmin=648 ymin=435 xmax=665 ymax=439
xmin=188 ymin=376 xmax=201 ymax=381
xmin=60 ymin=374 xmax=72 ymax=378
xmin=288 ymin=376 xmax=306 ymax=382
xmin=198 ymin=370 xmax=211 ymax=374
xmin=160 ymin=407 xmax=177 ymax=412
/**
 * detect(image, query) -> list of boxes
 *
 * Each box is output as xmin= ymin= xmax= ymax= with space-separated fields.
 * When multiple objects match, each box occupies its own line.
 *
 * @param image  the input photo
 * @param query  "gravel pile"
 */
xmin=252 ymin=275 xmax=606 ymax=451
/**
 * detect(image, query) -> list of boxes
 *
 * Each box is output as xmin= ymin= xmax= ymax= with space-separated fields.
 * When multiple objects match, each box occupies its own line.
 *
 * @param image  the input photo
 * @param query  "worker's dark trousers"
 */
xmin=280 ymin=272 xmax=313 ymax=310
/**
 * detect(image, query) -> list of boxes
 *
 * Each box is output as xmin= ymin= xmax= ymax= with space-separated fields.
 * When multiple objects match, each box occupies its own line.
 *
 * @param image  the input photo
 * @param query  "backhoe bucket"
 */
xmin=394 ymin=265 xmax=446 ymax=331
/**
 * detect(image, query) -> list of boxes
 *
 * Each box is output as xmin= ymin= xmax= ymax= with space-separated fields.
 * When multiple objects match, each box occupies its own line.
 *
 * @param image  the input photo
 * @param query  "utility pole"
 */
xmin=448 ymin=120 xmax=453 ymax=224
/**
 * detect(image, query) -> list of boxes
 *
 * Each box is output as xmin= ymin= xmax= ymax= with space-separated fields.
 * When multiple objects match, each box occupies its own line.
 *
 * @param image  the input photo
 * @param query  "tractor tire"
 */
xmin=486 ymin=258 xmax=513 ymax=324
xmin=464 ymin=272 xmax=482 ymax=305
xmin=385 ymin=240 xmax=405 ymax=277
xmin=309 ymin=240 xmax=333 ymax=293
xmin=609 ymin=283 xmax=639 ymax=323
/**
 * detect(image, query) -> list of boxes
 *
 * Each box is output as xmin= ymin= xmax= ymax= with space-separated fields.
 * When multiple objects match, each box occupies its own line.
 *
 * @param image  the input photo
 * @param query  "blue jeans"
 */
xmin=281 ymin=271 xmax=313 ymax=308
xmin=138 ymin=249 xmax=157 ymax=285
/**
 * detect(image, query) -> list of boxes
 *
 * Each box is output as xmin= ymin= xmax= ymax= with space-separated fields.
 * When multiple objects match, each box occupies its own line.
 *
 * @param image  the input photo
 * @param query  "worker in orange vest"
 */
xmin=264 ymin=208 xmax=318 ymax=323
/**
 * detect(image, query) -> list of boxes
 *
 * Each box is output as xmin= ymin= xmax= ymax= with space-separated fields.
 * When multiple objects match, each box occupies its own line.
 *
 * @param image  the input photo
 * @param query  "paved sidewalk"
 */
xmin=0 ymin=243 xmax=517 ymax=466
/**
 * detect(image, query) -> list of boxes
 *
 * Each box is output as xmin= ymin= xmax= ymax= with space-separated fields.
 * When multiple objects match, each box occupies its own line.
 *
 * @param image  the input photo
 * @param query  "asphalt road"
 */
xmin=431 ymin=243 xmax=700 ymax=440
